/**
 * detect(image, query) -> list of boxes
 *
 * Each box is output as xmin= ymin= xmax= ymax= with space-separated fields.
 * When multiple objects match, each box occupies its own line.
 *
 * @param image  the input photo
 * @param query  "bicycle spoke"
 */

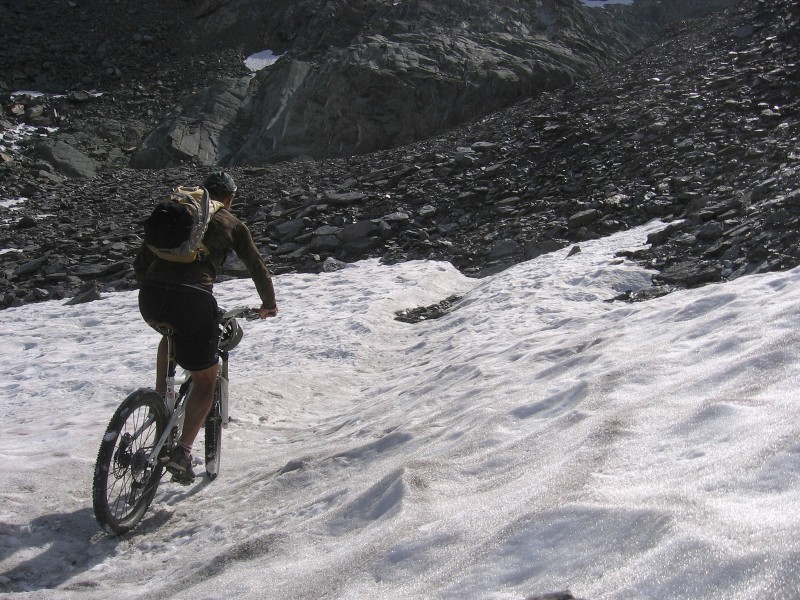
xmin=105 ymin=405 xmax=158 ymax=519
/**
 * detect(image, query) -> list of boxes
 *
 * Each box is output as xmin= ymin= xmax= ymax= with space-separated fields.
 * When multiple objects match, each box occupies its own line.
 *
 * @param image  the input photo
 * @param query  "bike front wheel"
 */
xmin=93 ymin=389 xmax=168 ymax=534
xmin=204 ymin=381 xmax=223 ymax=481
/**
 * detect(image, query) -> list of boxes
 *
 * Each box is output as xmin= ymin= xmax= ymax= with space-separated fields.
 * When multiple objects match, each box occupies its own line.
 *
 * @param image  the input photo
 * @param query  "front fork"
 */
xmin=219 ymin=350 xmax=230 ymax=428
xmin=164 ymin=330 xmax=179 ymax=412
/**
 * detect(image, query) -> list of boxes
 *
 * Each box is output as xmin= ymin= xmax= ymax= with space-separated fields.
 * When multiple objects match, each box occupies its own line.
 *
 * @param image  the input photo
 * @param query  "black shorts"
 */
xmin=138 ymin=280 xmax=220 ymax=371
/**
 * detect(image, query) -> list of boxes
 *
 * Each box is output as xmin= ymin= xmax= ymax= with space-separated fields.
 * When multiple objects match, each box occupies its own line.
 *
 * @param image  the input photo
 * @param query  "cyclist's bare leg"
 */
xmin=180 ymin=363 xmax=218 ymax=448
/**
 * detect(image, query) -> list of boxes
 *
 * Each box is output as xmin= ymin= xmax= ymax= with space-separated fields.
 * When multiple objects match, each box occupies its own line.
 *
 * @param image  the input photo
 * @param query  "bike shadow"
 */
xmin=0 ymin=507 xmax=118 ymax=592
xmin=0 ymin=479 xmax=209 ymax=593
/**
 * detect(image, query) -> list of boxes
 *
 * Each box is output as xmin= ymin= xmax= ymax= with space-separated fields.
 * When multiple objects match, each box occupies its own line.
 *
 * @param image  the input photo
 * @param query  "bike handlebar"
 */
xmin=221 ymin=307 xmax=262 ymax=321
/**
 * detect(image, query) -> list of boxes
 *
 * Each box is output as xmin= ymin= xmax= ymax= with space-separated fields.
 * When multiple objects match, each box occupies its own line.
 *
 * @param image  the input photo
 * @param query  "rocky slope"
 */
xmin=128 ymin=0 xmax=738 ymax=167
xmin=1 ymin=0 xmax=737 ymax=171
xmin=0 ymin=0 xmax=797 ymax=309
xmin=130 ymin=0 xmax=645 ymax=167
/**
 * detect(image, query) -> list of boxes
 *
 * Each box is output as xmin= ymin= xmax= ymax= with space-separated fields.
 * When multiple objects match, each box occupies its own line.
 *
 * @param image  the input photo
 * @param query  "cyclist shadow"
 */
xmin=0 ymin=481 xmax=206 ymax=593
xmin=157 ymin=472 xmax=214 ymax=503
xmin=1 ymin=476 xmax=213 ymax=592
xmin=112 ymin=474 xmax=213 ymax=536
xmin=0 ymin=508 xmax=118 ymax=592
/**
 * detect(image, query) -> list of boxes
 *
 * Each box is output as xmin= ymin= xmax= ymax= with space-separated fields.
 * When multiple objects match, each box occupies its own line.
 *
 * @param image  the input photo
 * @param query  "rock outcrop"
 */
xmin=129 ymin=0 xmax=739 ymax=167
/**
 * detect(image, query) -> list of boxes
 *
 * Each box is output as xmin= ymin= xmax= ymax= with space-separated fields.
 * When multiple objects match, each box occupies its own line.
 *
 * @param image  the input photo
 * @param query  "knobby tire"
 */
xmin=92 ymin=389 xmax=168 ymax=534
xmin=204 ymin=380 xmax=223 ymax=481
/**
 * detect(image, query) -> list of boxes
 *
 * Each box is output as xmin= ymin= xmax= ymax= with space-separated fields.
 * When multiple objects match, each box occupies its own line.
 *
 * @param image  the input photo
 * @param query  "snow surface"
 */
xmin=244 ymin=50 xmax=283 ymax=72
xmin=0 ymin=123 xmax=57 ymax=155
xmin=1 ymin=220 xmax=799 ymax=599
xmin=0 ymin=197 xmax=27 ymax=233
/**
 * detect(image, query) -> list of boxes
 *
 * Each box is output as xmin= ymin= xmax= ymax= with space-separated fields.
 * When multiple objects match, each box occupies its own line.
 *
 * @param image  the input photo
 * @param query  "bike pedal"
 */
xmin=157 ymin=446 xmax=171 ymax=464
xmin=170 ymin=474 xmax=195 ymax=486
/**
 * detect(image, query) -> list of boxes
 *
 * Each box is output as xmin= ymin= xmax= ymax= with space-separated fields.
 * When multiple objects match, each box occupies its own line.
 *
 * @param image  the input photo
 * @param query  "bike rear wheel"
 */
xmin=93 ymin=389 xmax=168 ymax=534
xmin=204 ymin=381 xmax=223 ymax=481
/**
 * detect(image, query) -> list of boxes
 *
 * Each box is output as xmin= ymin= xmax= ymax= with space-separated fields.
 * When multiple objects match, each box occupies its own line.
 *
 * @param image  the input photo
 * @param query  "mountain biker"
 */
xmin=134 ymin=171 xmax=278 ymax=483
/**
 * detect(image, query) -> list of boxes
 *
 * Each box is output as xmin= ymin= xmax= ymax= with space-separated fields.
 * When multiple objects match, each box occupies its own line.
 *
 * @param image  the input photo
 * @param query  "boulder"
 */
xmin=130 ymin=75 xmax=252 ymax=168
xmin=36 ymin=141 xmax=98 ymax=178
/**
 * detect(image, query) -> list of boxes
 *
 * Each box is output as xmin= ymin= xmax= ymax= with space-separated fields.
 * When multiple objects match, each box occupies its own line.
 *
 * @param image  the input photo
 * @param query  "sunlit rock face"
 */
xmin=128 ymin=0 xmax=737 ymax=168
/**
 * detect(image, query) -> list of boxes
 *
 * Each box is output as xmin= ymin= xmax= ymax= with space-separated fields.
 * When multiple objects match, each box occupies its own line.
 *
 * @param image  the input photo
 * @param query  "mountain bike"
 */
xmin=92 ymin=307 xmax=260 ymax=535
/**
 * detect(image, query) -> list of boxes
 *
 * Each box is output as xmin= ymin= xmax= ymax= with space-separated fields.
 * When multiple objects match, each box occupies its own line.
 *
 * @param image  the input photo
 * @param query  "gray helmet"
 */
xmin=218 ymin=319 xmax=243 ymax=352
xmin=203 ymin=171 xmax=237 ymax=198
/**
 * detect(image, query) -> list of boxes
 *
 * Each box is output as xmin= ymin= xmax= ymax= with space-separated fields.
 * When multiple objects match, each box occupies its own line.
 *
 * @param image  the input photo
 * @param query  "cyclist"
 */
xmin=134 ymin=171 xmax=278 ymax=483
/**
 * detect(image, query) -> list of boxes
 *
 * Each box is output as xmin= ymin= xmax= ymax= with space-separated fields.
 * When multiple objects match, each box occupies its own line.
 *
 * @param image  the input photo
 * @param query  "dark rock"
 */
xmin=395 ymin=295 xmax=462 ymax=323
xmin=655 ymin=261 xmax=721 ymax=286
xmin=64 ymin=285 xmax=102 ymax=305
xmin=36 ymin=140 xmax=98 ymax=178
xmin=489 ymin=239 xmax=522 ymax=260
xmin=569 ymin=209 xmax=601 ymax=229
xmin=338 ymin=220 xmax=380 ymax=244
xmin=14 ymin=215 xmax=37 ymax=229
xmin=13 ymin=255 xmax=48 ymax=278
xmin=272 ymin=217 xmax=307 ymax=241
xmin=695 ymin=221 xmax=725 ymax=241
xmin=323 ymin=191 xmax=368 ymax=206
xmin=320 ymin=257 xmax=347 ymax=272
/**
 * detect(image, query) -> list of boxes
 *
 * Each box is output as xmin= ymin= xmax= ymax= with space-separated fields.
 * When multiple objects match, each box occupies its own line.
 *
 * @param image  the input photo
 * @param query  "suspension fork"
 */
xmin=164 ymin=331 xmax=178 ymax=411
xmin=219 ymin=350 xmax=230 ymax=428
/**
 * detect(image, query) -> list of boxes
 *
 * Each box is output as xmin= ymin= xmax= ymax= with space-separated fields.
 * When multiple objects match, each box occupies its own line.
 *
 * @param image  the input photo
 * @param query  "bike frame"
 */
xmin=143 ymin=313 xmax=239 ymax=469
xmin=146 ymin=325 xmax=186 ymax=467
